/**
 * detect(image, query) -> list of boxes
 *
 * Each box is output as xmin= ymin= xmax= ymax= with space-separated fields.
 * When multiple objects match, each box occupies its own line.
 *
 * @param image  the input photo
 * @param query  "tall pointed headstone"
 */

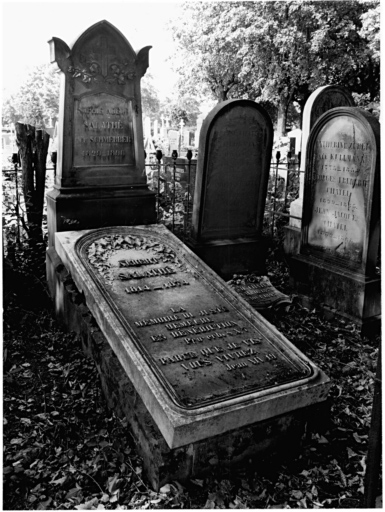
xmin=46 ymin=20 xmax=156 ymax=247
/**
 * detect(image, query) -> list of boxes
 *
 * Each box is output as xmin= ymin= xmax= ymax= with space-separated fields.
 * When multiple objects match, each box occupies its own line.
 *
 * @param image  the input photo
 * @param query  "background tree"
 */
xmin=2 ymin=64 xmax=60 ymax=128
xmin=160 ymin=95 xmax=201 ymax=127
xmin=141 ymin=72 xmax=161 ymax=119
xmin=172 ymin=1 xmax=380 ymax=135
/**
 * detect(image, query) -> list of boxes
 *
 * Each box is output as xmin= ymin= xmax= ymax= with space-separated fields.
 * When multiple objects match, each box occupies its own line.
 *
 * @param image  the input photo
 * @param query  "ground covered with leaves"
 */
xmin=3 ymin=240 xmax=381 ymax=509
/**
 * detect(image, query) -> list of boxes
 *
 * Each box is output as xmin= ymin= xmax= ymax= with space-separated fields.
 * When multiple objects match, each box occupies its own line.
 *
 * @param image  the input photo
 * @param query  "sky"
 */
xmin=1 ymin=0 xmax=182 ymax=100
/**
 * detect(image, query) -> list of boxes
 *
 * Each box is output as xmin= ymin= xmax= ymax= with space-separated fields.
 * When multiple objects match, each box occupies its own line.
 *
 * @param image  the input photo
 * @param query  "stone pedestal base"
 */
xmin=186 ymin=237 xmax=268 ymax=280
xmin=46 ymin=186 xmax=156 ymax=246
xmin=290 ymin=254 xmax=381 ymax=337
xmin=46 ymin=247 xmax=330 ymax=490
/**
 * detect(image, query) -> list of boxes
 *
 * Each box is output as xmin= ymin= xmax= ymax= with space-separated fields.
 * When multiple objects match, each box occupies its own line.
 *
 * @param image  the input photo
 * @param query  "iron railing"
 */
xmin=2 ymin=153 xmax=304 ymax=248
xmin=145 ymin=152 xmax=303 ymax=239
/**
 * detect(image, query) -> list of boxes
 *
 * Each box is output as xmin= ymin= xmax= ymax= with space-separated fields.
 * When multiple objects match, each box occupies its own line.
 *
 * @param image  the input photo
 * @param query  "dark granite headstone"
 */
xmin=46 ymin=20 xmax=156 ymax=247
xmin=188 ymin=99 xmax=273 ymax=278
xmin=290 ymin=107 xmax=380 ymax=334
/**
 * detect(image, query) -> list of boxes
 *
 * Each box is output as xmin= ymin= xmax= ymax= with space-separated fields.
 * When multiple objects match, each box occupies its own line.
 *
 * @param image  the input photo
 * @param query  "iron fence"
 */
xmin=2 ymin=154 xmax=304 ymax=250
xmin=145 ymin=153 xmax=304 ymax=239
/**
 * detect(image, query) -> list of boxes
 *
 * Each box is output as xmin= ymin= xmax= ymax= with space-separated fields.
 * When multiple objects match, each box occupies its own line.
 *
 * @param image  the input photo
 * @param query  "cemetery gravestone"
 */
xmin=54 ymin=223 xmax=330 ymax=488
xmin=189 ymin=99 xmax=273 ymax=278
xmin=168 ymin=130 xmax=179 ymax=154
xmin=290 ymin=107 xmax=380 ymax=333
xmin=46 ymin=20 xmax=156 ymax=249
xmin=285 ymin=86 xmax=354 ymax=256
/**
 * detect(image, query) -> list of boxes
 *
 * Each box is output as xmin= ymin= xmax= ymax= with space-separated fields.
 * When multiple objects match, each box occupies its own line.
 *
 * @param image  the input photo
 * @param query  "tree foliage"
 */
xmin=141 ymin=72 xmax=161 ymax=120
xmin=160 ymin=95 xmax=201 ymax=127
xmin=2 ymin=64 xmax=60 ymax=128
xmin=172 ymin=1 xmax=380 ymax=134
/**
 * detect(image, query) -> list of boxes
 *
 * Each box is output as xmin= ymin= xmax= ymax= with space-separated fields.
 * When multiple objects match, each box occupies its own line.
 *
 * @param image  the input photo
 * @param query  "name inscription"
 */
xmin=83 ymin=230 xmax=310 ymax=408
xmin=74 ymin=93 xmax=134 ymax=166
xmin=307 ymin=117 xmax=371 ymax=263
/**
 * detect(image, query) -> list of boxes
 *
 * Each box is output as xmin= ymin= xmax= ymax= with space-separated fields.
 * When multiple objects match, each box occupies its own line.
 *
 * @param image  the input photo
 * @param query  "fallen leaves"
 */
xmin=3 ymin=233 xmax=381 ymax=509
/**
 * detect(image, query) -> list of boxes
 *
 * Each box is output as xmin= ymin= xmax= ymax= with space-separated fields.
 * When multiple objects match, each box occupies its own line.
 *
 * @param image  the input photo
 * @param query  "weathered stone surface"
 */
xmin=46 ymin=20 xmax=155 ymax=248
xmin=289 ymin=85 xmax=354 ymax=229
xmin=285 ymin=86 xmax=354 ymax=258
xmin=49 ymin=20 xmax=150 ymax=188
xmin=290 ymin=107 xmax=380 ymax=332
xmin=55 ymin=224 xmax=330 ymax=449
xmin=188 ymin=99 xmax=273 ymax=277
xmin=302 ymin=107 xmax=379 ymax=274
xmin=231 ymin=276 xmax=291 ymax=310
xmin=47 ymin=243 xmax=330 ymax=490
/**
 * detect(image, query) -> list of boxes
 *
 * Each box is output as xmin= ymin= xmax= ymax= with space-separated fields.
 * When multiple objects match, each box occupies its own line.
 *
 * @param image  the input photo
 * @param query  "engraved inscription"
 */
xmin=80 ymin=229 xmax=311 ymax=407
xmin=119 ymin=257 xmax=160 ymax=267
xmin=119 ymin=266 xmax=176 ymax=281
xmin=74 ymin=94 xmax=134 ymax=167
xmin=307 ymin=116 xmax=371 ymax=263
xmin=125 ymin=279 xmax=190 ymax=294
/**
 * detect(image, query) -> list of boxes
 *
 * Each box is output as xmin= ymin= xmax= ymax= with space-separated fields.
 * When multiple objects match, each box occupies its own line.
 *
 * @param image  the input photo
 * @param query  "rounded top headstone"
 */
xmin=192 ymin=99 xmax=273 ymax=241
xmin=300 ymin=85 xmax=354 ymax=173
xmin=302 ymin=106 xmax=380 ymax=274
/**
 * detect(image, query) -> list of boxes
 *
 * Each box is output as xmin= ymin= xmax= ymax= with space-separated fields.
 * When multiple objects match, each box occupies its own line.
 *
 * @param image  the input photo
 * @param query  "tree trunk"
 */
xmin=34 ymin=129 xmax=50 ymax=230
xmin=15 ymin=123 xmax=50 ymax=243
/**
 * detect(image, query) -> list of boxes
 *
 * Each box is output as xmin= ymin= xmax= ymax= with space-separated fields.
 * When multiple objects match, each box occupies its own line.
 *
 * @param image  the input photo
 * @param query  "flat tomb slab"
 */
xmin=55 ymin=225 xmax=330 ymax=448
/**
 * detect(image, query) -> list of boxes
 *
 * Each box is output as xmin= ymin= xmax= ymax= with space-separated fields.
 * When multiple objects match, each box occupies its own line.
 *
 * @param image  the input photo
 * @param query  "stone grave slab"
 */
xmin=55 ymin=224 xmax=330 ymax=449
xmin=290 ymin=107 xmax=380 ymax=333
xmin=188 ymin=99 xmax=273 ymax=278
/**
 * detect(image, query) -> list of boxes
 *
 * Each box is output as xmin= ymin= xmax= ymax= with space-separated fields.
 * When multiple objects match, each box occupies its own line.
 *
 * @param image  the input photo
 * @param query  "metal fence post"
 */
xmin=272 ymin=151 xmax=280 ymax=236
xmin=155 ymin=149 xmax=163 ymax=221
xmin=185 ymin=149 xmax=192 ymax=240
xmin=171 ymin=150 xmax=178 ymax=233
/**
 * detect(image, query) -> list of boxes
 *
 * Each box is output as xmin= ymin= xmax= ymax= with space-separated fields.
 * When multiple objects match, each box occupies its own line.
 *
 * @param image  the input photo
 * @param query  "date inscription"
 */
xmin=74 ymin=93 xmax=134 ymax=166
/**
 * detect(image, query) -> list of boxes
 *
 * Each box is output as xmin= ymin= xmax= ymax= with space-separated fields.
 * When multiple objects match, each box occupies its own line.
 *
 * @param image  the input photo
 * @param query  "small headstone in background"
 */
xmin=168 ymin=130 xmax=179 ymax=153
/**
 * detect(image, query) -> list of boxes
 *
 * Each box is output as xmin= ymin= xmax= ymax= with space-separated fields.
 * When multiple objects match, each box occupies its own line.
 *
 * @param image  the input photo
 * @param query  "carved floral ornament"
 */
xmin=68 ymin=58 xmax=136 ymax=85
xmin=86 ymin=234 xmax=185 ymax=284
xmin=50 ymin=22 xmax=150 ymax=87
